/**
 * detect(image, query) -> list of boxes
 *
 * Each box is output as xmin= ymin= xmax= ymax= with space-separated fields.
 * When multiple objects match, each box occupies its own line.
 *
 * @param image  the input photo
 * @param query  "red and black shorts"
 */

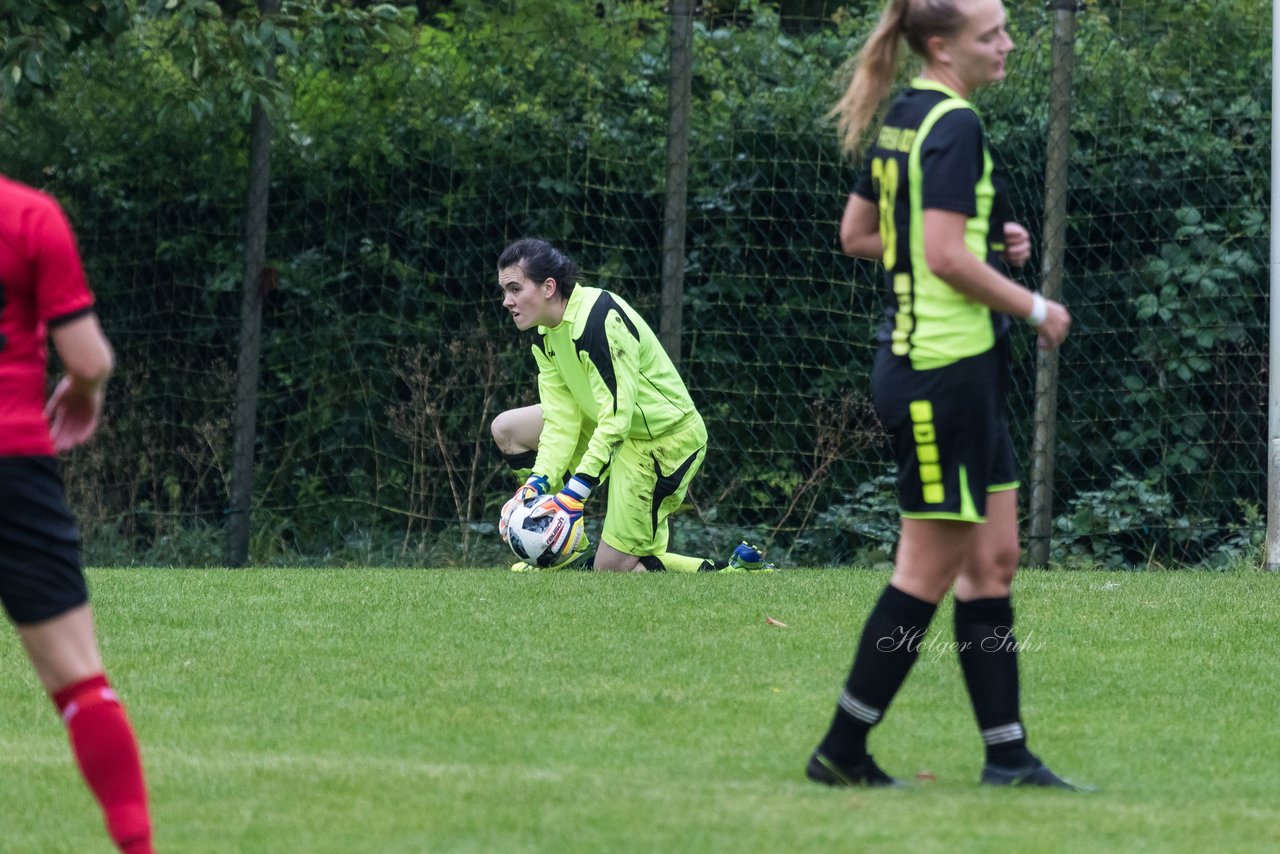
xmin=871 ymin=340 xmax=1017 ymax=522
xmin=0 ymin=456 xmax=88 ymax=624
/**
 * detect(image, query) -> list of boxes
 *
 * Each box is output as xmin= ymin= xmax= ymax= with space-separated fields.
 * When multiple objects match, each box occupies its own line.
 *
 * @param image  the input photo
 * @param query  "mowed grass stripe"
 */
xmin=0 ymin=567 xmax=1276 ymax=853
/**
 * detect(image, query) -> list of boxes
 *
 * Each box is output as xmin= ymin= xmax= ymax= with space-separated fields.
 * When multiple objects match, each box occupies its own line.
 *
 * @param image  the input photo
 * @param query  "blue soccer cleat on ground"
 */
xmin=720 ymin=541 xmax=777 ymax=572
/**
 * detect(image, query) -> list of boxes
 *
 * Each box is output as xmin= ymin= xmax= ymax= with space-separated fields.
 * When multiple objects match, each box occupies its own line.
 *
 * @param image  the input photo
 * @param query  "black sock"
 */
xmin=954 ymin=596 xmax=1033 ymax=767
xmin=817 ymin=584 xmax=937 ymax=764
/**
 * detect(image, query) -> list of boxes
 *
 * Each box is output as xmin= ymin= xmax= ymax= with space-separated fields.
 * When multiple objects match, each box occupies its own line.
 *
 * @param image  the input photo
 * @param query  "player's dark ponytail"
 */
xmin=497 ymin=238 xmax=581 ymax=300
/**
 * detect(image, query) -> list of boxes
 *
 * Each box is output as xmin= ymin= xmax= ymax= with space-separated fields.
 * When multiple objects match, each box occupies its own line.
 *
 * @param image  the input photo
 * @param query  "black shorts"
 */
xmin=0 ymin=456 xmax=88 ymax=624
xmin=872 ymin=340 xmax=1017 ymax=522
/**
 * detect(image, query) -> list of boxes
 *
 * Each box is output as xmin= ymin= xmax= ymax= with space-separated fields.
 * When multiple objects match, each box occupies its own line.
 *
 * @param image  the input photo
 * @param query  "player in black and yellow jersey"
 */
xmin=805 ymin=0 xmax=1083 ymax=789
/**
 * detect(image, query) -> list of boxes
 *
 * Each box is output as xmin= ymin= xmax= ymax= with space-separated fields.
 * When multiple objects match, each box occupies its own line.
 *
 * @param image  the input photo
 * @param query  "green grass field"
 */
xmin=2 ymin=567 xmax=1277 ymax=853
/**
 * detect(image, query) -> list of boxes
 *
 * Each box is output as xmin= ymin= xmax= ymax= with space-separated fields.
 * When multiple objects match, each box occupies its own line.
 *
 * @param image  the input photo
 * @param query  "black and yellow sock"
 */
xmin=500 ymin=449 xmax=537 ymax=482
xmin=637 ymin=553 xmax=714 ymax=573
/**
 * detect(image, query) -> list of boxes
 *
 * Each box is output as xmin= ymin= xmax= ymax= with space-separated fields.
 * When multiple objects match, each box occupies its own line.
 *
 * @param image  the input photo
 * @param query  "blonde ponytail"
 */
xmin=830 ymin=0 xmax=966 ymax=155
xmin=830 ymin=0 xmax=910 ymax=155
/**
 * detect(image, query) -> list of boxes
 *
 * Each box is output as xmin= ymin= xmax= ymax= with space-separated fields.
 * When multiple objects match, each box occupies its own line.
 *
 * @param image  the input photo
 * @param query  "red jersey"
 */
xmin=0 ymin=175 xmax=95 ymax=456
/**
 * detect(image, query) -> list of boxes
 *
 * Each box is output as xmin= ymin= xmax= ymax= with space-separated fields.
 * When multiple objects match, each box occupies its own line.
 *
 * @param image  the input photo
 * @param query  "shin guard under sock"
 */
xmin=954 ymin=596 xmax=1032 ymax=767
xmin=53 ymin=675 xmax=154 ymax=854
xmin=818 ymin=585 xmax=938 ymax=762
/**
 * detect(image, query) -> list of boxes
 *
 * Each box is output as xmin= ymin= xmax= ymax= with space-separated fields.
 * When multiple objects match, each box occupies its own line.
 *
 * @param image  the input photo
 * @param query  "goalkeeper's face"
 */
xmin=499 ymin=264 xmax=559 ymax=331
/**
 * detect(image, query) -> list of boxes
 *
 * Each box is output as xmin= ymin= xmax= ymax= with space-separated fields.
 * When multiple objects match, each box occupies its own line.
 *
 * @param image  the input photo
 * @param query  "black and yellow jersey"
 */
xmin=531 ymin=286 xmax=699 ymax=483
xmin=853 ymin=78 xmax=1011 ymax=369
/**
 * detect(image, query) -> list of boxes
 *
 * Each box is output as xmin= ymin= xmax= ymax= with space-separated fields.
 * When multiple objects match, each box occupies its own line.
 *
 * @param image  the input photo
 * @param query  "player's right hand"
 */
xmin=499 ymin=474 xmax=549 ymax=543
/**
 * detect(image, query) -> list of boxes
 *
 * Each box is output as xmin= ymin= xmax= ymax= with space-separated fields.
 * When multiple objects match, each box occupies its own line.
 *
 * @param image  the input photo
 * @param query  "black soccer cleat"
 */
xmin=805 ymin=752 xmax=903 ymax=788
xmin=981 ymin=756 xmax=1087 ymax=790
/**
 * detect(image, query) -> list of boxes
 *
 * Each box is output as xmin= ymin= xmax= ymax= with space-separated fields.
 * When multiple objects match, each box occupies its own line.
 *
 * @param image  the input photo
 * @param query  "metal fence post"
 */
xmin=659 ymin=0 xmax=693 ymax=364
xmin=1265 ymin=0 xmax=1280 ymax=570
xmin=1026 ymin=0 xmax=1079 ymax=568
xmin=225 ymin=0 xmax=279 ymax=567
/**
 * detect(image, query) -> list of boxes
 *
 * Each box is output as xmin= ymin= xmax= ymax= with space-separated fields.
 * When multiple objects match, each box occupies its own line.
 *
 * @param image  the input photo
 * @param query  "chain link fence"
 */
xmin=2 ymin=1 xmax=1267 ymax=568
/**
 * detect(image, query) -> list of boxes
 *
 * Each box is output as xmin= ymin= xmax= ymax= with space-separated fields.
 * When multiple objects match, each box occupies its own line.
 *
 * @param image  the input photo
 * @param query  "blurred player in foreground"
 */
xmin=0 ymin=174 xmax=154 ymax=850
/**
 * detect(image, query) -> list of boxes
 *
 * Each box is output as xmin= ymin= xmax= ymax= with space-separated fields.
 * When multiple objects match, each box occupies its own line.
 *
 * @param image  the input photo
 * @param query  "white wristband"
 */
xmin=564 ymin=475 xmax=592 ymax=501
xmin=1025 ymin=292 xmax=1047 ymax=327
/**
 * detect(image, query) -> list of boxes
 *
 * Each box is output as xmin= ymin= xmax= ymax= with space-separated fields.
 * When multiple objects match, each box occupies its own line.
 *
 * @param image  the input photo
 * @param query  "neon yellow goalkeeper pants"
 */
xmin=596 ymin=413 xmax=707 ymax=557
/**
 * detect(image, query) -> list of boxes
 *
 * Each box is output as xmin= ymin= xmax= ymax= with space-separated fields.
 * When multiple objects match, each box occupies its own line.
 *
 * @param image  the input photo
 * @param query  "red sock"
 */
xmin=53 ymin=674 xmax=154 ymax=854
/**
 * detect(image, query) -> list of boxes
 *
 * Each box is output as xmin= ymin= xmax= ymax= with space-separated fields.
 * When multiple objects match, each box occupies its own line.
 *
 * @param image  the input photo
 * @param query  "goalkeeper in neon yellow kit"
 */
xmin=492 ymin=237 xmax=772 ymax=573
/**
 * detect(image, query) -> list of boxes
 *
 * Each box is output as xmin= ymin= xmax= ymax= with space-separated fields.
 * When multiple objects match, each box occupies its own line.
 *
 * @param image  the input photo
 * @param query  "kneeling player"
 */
xmin=492 ymin=237 xmax=772 ymax=573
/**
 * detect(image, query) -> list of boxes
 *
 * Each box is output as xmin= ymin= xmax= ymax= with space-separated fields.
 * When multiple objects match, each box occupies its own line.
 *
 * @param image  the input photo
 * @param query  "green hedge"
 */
xmin=1 ymin=1 xmax=1267 ymax=567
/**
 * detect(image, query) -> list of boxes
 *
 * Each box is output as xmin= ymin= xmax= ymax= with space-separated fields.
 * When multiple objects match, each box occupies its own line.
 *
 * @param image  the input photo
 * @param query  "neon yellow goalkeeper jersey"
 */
xmin=531 ymin=286 xmax=699 ymax=483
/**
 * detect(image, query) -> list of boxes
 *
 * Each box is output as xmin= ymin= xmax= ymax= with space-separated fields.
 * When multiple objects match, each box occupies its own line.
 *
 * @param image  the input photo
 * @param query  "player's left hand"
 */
xmin=44 ymin=375 xmax=105 ymax=453
xmin=1003 ymin=222 xmax=1031 ymax=268
xmin=1036 ymin=298 xmax=1071 ymax=350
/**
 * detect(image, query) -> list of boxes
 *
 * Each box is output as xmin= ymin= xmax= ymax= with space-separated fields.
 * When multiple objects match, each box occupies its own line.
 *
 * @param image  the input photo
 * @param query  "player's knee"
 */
xmin=490 ymin=409 xmax=519 ymax=453
xmin=982 ymin=539 xmax=1020 ymax=588
xmin=592 ymin=551 xmax=643 ymax=572
xmin=491 ymin=408 xmax=541 ymax=455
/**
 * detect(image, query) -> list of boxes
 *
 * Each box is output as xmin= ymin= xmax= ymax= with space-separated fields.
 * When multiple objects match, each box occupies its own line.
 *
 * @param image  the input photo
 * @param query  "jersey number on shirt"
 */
xmin=870 ymin=156 xmax=899 ymax=270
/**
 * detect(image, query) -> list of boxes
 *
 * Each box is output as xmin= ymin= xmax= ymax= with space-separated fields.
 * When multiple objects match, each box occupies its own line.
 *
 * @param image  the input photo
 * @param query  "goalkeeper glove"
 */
xmin=499 ymin=473 xmax=549 ymax=543
xmin=530 ymin=476 xmax=591 ymax=557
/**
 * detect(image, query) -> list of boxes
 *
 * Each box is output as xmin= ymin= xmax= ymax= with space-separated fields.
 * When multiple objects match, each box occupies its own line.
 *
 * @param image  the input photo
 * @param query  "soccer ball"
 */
xmin=506 ymin=498 xmax=586 ymax=568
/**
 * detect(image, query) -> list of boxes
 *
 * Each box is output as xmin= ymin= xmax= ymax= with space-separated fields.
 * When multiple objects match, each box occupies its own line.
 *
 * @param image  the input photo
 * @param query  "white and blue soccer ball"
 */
xmin=506 ymin=498 xmax=586 ymax=568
